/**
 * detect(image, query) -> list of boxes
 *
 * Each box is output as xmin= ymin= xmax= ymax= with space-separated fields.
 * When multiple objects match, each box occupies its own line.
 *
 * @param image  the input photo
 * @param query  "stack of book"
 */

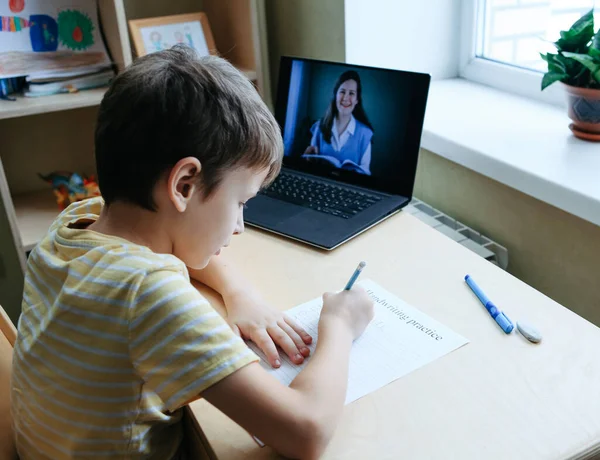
xmin=24 ymin=67 xmax=114 ymax=97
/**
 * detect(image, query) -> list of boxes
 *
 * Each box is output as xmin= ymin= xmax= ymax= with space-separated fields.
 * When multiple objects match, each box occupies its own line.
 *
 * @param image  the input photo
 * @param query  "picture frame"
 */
xmin=128 ymin=12 xmax=217 ymax=58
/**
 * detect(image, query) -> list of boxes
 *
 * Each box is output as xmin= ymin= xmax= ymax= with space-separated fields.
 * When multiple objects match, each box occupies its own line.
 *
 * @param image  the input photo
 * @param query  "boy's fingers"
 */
xmin=284 ymin=316 xmax=313 ymax=345
xmin=251 ymin=329 xmax=281 ymax=368
xmin=267 ymin=325 xmax=305 ymax=365
xmin=278 ymin=320 xmax=310 ymax=357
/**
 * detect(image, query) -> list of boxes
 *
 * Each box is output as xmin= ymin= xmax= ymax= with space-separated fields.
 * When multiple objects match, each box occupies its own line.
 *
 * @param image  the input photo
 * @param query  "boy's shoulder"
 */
xmin=50 ymin=196 xmax=104 ymax=232
xmin=33 ymin=196 xmax=191 ymax=293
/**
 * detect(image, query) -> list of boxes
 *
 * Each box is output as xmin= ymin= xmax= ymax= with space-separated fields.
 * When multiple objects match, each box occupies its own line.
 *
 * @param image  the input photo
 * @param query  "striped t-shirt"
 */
xmin=11 ymin=197 xmax=258 ymax=459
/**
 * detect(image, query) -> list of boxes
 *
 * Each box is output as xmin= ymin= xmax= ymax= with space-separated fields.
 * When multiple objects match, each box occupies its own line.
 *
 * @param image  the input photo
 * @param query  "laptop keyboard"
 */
xmin=261 ymin=172 xmax=382 ymax=219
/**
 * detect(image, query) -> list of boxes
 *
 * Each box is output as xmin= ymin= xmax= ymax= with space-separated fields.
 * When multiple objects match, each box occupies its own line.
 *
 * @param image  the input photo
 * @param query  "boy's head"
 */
xmin=95 ymin=46 xmax=283 ymax=268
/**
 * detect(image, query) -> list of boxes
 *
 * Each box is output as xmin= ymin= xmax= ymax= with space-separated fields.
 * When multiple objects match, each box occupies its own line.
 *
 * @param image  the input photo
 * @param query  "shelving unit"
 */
xmin=0 ymin=0 xmax=271 ymax=313
xmin=0 ymin=88 xmax=108 ymax=121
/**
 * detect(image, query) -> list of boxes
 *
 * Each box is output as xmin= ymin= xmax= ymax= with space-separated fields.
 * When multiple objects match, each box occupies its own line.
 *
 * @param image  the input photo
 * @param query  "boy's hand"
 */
xmin=222 ymin=289 xmax=313 ymax=368
xmin=320 ymin=287 xmax=374 ymax=340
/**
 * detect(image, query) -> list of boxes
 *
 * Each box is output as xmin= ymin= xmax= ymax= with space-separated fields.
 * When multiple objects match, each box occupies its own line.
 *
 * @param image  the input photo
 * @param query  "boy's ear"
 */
xmin=167 ymin=157 xmax=202 ymax=212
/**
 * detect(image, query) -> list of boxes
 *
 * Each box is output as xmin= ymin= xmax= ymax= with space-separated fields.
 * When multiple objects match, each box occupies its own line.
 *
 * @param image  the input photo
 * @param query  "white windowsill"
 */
xmin=421 ymin=78 xmax=600 ymax=227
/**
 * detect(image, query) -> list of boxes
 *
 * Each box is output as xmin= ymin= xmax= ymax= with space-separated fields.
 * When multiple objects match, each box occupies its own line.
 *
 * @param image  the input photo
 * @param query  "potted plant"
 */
xmin=541 ymin=9 xmax=600 ymax=141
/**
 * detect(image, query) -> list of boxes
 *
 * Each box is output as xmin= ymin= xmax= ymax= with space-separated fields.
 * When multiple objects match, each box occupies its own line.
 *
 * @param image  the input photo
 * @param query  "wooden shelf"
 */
xmin=0 ymin=66 xmax=255 ymax=122
xmin=0 ymin=88 xmax=107 ymax=121
xmin=13 ymin=190 xmax=62 ymax=252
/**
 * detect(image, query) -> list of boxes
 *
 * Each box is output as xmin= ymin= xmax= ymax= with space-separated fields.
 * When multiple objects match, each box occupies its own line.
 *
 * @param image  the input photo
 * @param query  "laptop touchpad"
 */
xmin=246 ymin=195 xmax=305 ymax=226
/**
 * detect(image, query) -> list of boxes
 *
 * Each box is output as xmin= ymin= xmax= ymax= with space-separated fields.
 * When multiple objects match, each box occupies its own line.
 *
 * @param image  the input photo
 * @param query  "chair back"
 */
xmin=0 ymin=303 xmax=18 ymax=460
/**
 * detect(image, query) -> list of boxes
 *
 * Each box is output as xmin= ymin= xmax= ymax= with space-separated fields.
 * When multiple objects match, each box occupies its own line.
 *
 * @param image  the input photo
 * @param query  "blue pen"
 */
xmin=464 ymin=275 xmax=514 ymax=334
xmin=344 ymin=261 xmax=366 ymax=290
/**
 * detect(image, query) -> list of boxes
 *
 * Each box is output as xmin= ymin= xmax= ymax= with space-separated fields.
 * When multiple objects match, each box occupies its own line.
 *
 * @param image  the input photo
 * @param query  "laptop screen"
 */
xmin=275 ymin=57 xmax=430 ymax=197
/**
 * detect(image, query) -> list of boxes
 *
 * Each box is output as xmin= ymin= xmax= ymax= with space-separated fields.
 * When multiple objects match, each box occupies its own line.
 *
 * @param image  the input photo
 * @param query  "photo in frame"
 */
xmin=128 ymin=12 xmax=216 ymax=58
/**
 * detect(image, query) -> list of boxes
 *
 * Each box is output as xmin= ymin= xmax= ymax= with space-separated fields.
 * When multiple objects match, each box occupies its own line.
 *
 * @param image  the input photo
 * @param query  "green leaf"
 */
xmin=591 ymin=31 xmax=600 ymax=60
xmin=543 ymin=53 xmax=567 ymax=73
xmin=555 ymin=9 xmax=594 ymax=52
xmin=556 ymin=51 xmax=590 ymax=85
xmin=563 ymin=51 xmax=600 ymax=83
xmin=541 ymin=71 xmax=568 ymax=90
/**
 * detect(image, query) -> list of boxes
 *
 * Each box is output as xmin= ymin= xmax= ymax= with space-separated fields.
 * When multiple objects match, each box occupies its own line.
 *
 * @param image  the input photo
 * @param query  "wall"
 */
xmin=123 ymin=0 xmax=201 ymax=20
xmin=414 ymin=149 xmax=600 ymax=326
xmin=344 ymin=0 xmax=460 ymax=79
xmin=264 ymin=0 xmax=346 ymax=97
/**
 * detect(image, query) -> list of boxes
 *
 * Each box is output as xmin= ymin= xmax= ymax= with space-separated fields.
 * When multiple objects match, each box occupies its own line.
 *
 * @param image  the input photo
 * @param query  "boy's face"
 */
xmin=167 ymin=164 xmax=269 ymax=270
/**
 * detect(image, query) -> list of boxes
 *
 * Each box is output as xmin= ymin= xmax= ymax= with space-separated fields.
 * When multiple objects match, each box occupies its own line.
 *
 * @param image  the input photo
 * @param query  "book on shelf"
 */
xmin=24 ymin=69 xmax=114 ymax=97
xmin=25 ymin=64 xmax=113 ymax=82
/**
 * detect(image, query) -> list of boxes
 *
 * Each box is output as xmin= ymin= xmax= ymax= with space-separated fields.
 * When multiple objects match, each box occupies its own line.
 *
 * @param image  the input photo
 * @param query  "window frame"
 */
xmin=459 ymin=0 xmax=567 ymax=108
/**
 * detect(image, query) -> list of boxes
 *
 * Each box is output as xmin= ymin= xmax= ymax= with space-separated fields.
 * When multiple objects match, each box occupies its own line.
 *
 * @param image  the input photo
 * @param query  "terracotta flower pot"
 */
xmin=563 ymin=84 xmax=600 ymax=141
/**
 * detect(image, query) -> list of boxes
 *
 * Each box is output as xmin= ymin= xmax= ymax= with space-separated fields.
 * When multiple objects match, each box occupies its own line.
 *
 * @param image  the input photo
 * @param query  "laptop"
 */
xmin=244 ymin=56 xmax=431 ymax=250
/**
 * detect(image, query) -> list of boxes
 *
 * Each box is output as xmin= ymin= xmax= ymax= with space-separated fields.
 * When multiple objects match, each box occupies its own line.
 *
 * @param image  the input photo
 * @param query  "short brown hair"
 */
xmin=95 ymin=45 xmax=283 ymax=210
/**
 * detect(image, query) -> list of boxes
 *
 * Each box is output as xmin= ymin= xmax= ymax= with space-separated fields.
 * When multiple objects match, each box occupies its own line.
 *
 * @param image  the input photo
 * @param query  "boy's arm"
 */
xmin=188 ymin=252 xmax=313 ymax=368
xmin=131 ymin=270 xmax=374 ymax=460
xmin=202 ymin=314 xmax=354 ymax=460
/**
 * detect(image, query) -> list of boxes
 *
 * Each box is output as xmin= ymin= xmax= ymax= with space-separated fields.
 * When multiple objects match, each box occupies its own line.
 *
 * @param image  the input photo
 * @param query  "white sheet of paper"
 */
xmin=248 ymin=279 xmax=469 ymax=404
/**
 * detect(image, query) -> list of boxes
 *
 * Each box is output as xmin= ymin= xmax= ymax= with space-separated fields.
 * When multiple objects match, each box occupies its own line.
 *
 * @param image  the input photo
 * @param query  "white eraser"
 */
xmin=516 ymin=321 xmax=542 ymax=343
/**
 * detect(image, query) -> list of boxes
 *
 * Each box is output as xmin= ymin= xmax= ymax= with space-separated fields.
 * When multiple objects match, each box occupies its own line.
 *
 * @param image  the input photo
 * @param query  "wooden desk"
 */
xmin=190 ymin=212 xmax=600 ymax=459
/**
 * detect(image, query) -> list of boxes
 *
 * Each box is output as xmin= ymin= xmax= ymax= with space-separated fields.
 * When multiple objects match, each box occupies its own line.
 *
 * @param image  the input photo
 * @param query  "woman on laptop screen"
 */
xmin=303 ymin=70 xmax=374 ymax=175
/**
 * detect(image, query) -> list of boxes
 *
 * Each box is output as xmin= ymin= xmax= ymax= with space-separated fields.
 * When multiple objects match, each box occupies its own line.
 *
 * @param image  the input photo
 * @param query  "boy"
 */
xmin=11 ymin=46 xmax=374 ymax=460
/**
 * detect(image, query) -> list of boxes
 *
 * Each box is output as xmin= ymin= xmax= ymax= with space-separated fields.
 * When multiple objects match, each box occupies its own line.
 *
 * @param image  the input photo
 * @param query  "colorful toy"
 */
xmin=38 ymin=171 xmax=100 ymax=210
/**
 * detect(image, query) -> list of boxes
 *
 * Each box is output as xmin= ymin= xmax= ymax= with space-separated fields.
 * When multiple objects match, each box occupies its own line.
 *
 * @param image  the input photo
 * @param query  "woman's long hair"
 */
xmin=319 ymin=70 xmax=374 ymax=144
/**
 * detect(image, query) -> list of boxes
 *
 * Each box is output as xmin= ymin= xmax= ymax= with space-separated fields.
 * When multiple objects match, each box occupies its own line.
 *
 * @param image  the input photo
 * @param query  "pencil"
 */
xmin=344 ymin=261 xmax=366 ymax=290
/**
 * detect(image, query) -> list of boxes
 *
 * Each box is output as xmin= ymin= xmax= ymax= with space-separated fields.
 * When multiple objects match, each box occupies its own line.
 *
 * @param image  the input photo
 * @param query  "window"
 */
xmin=461 ymin=0 xmax=599 ymax=105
